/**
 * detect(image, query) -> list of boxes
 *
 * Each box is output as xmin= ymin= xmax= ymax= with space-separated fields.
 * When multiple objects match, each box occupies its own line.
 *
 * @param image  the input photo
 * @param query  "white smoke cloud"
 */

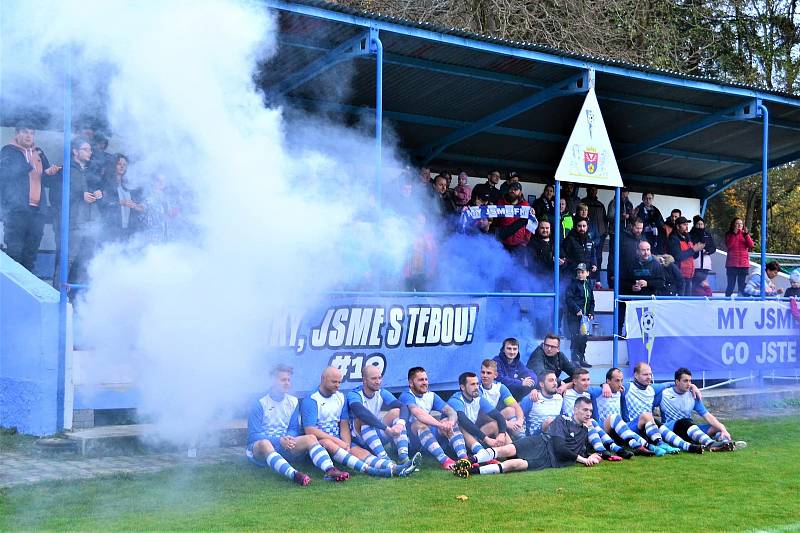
xmin=3 ymin=0 xmax=414 ymax=443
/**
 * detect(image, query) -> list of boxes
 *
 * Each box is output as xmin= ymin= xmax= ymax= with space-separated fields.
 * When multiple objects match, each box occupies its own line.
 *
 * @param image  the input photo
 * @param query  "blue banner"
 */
xmin=625 ymin=300 xmax=800 ymax=373
xmin=264 ymin=297 xmax=490 ymax=392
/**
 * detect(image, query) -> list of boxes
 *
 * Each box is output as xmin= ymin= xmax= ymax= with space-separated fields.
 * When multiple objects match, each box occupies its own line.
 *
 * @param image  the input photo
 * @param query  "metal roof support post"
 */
xmin=274 ymin=30 xmax=373 ymax=95
xmin=371 ymin=28 xmax=383 ymax=293
xmin=418 ymin=71 xmax=590 ymax=164
xmin=57 ymin=53 xmax=73 ymax=431
xmin=370 ymin=28 xmax=382 ymax=207
xmin=553 ymin=184 xmax=561 ymax=334
xmin=758 ymin=101 xmax=769 ymax=300
xmin=612 ymin=187 xmax=621 ymax=368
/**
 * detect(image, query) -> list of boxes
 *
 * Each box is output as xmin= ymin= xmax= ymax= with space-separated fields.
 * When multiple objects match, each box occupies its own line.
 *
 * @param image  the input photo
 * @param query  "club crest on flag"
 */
xmin=584 ymin=148 xmax=599 ymax=174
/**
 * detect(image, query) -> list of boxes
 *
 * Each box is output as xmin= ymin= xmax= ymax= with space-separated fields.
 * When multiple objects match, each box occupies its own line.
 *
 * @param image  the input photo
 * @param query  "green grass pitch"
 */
xmin=2 ymin=416 xmax=800 ymax=532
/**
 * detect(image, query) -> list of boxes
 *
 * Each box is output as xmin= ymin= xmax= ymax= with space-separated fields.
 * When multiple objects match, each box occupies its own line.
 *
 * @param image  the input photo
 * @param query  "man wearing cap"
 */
xmin=564 ymin=262 xmax=595 ymax=367
xmin=0 ymin=123 xmax=61 ymax=272
xmin=499 ymin=171 xmax=520 ymax=196
xmin=668 ymin=216 xmax=704 ymax=295
xmin=496 ymin=181 xmax=532 ymax=253
xmin=470 ymin=170 xmax=501 ymax=205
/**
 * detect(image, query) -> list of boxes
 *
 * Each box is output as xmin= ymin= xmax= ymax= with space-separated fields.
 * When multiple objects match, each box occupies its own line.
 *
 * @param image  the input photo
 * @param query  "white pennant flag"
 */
xmin=554 ymin=88 xmax=623 ymax=187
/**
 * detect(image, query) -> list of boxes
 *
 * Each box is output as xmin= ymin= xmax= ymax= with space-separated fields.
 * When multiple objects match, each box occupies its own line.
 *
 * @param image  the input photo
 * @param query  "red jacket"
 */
xmin=725 ymin=231 xmax=754 ymax=267
xmin=496 ymin=199 xmax=532 ymax=248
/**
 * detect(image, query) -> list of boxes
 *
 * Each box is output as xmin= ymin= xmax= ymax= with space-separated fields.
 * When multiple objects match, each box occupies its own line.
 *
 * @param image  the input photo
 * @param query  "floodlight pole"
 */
xmin=757 ymin=101 xmax=768 ymax=300
xmin=57 ymin=52 xmax=73 ymax=431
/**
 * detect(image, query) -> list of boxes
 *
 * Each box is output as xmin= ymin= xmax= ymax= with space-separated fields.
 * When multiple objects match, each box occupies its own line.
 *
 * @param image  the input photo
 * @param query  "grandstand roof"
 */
xmin=263 ymin=0 xmax=800 ymax=200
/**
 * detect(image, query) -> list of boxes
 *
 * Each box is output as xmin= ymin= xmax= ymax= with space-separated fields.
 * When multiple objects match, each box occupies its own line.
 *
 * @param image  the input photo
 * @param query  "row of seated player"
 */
xmin=246 ymin=337 xmax=742 ymax=486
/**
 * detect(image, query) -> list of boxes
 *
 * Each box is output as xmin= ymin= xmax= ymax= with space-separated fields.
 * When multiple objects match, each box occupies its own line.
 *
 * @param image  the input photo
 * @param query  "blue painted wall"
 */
xmin=0 ymin=251 xmax=62 ymax=436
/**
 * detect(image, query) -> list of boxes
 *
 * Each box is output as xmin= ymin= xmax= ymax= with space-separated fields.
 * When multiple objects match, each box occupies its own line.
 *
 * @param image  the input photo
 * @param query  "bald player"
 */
xmin=302 ymin=367 xmax=416 ymax=478
xmin=346 ymin=365 xmax=420 ymax=465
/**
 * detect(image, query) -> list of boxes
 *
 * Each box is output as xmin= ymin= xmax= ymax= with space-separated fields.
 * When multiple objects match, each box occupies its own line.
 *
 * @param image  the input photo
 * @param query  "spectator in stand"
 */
xmin=99 ymin=154 xmax=145 ymax=243
xmin=533 ymin=183 xmax=556 ymax=222
xmin=744 ymin=261 xmax=783 ymax=297
xmin=90 ymin=134 xmax=114 ymax=183
xmin=558 ymin=198 xmax=574 ymax=241
xmin=632 ymin=192 xmax=664 ymax=250
xmin=668 ymin=216 xmax=703 ymax=295
xmin=656 ymin=254 xmax=684 ymax=296
xmin=724 ymin=217 xmax=754 ymax=296
xmin=0 ymin=122 xmax=61 ymax=272
xmin=561 ymin=182 xmax=580 ymax=215
xmin=526 ymin=334 xmax=576 ymax=391
xmin=609 ymin=219 xmax=644 ymax=288
xmin=527 ymin=220 xmax=562 ymax=336
xmin=690 ymin=215 xmax=716 ymax=270
xmin=657 ymin=209 xmax=682 ymax=254
xmin=419 ymin=166 xmax=432 ymax=185
xmin=785 ymin=270 xmax=800 ymax=298
xmin=574 ymin=203 xmax=590 ymax=225
xmin=49 ymin=137 xmax=104 ymax=291
xmin=528 ymin=220 xmax=562 ymax=278
xmin=606 ymin=188 xmax=633 ymax=287
xmin=464 ymin=191 xmax=493 ymax=235
xmin=492 ymin=337 xmax=536 ymax=400
xmin=620 ymin=241 xmax=665 ymax=297
xmin=564 ymin=263 xmax=595 ymax=368
xmin=144 ymin=173 xmax=186 ymax=243
xmin=471 ymin=170 xmax=502 ymax=205
xmin=581 ymin=186 xmax=608 ymax=273
xmin=561 ymin=217 xmax=596 ymax=275
xmin=499 ymin=171 xmax=520 ymax=196
xmin=403 ymin=213 xmax=437 ymax=292
xmin=453 ymin=171 xmax=471 ymax=208
xmin=433 ymin=174 xmax=458 ymax=219
xmin=606 ymin=187 xmax=633 ymax=233
xmin=496 ymin=182 xmax=532 ymax=255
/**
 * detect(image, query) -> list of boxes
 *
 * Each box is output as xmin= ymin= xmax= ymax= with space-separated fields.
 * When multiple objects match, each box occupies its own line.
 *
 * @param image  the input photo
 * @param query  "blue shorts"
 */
xmin=627 ymin=419 xmax=641 ymax=433
xmin=246 ymin=437 xmax=285 ymax=467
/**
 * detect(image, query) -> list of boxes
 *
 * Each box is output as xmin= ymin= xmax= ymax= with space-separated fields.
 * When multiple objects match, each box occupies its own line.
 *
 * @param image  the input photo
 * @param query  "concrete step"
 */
xmin=66 ymin=419 xmax=246 ymax=456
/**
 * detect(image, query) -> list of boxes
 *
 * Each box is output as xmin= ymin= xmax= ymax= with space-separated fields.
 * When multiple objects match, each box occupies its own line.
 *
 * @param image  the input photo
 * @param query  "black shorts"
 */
xmin=671 ymin=418 xmax=694 ymax=441
xmin=513 ymin=436 xmax=551 ymax=471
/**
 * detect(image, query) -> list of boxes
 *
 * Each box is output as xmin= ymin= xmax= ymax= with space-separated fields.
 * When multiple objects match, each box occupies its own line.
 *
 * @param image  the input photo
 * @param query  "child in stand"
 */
xmin=564 ymin=263 xmax=595 ymax=367
xmin=692 ymin=270 xmax=713 ymax=297
xmin=785 ymin=269 xmax=800 ymax=298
